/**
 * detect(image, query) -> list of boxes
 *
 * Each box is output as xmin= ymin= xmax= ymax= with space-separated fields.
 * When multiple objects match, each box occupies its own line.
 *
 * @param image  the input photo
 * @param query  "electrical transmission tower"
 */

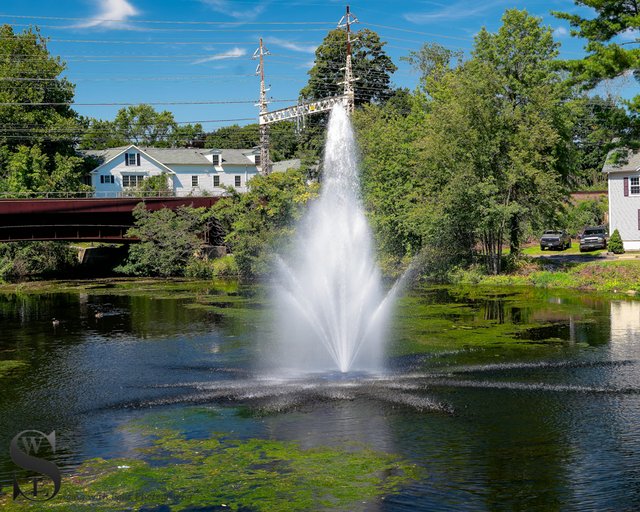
xmin=255 ymin=6 xmax=360 ymax=169
xmin=338 ymin=5 xmax=359 ymax=114
xmin=253 ymin=37 xmax=271 ymax=175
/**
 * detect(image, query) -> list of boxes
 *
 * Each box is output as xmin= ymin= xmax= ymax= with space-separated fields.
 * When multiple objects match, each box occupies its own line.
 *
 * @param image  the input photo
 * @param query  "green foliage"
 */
xmin=184 ymin=255 xmax=239 ymax=279
xmin=356 ymin=10 xmax=575 ymax=275
xmin=0 ymin=25 xmax=89 ymax=194
xmin=212 ymin=254 xmax=239 ymax=276
xmin=561 ymin=198 xmax=608 ymax=236
xmin=137 ymin=173 xmax=172 ymax=195
xmin=402 ymin=42 xmax=463 ymax=93
xmin=608 ymin=228 xmax=625 ymax=254
xmin=0 ymin=242 xmax=77 ymax=281
xmin=80 ymin=104 xmax=205 ymax=149
xmin=116 ymin=204 xmax=214 ymax=277
xmin=213 ymin=169 xmax=319 ymax=278
xmin=553 ymin=1 xmax=640 ymax=89
xmin=205 ymin=121 xmax=301 ymax=161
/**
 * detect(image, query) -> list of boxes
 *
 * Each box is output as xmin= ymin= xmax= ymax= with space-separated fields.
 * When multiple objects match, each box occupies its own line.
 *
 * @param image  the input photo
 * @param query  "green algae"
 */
xmin=389 ymin=285 xmax=604 ymax=356
xmin=0 ymin=423 xmax=418 ymax=512
xmin=0 ymin=359 xmax=25 ymax=378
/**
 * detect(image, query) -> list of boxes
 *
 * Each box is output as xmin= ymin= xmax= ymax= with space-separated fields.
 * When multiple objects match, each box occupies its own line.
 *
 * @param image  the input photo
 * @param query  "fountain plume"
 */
xmin=274 ymin=105 xmax=394 ymax=373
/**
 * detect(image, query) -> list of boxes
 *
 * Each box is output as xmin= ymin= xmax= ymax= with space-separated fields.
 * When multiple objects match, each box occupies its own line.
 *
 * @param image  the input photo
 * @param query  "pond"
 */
xmin=0 ymin=281 xmax=639 ymax=511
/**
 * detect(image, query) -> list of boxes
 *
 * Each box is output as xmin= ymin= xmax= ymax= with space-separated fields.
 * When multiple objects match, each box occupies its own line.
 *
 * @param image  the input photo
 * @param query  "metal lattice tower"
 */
xmin=253 ymin=38 xmax=271 ymax=175
xmin=338 ymin=5 xmax=359 ymax=115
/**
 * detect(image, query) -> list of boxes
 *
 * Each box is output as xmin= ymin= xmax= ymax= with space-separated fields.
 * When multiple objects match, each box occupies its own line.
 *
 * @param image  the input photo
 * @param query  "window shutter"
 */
xmin=124 ymin=153 xmax=129 ymax=166
xmin=137 ymin=153 xmax=141 ymax=166
xmin=638 ymin=209 xmax=640 ymax=230
xmin=624 ymin=177 xmax=629 ymax=196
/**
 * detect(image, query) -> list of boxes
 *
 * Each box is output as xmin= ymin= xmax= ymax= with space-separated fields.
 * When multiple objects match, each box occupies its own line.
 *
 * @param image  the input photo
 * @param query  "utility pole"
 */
xmin=338 ymin=5 xmax=358 ymax=115
xmin=253 ymin=37 xmax=271 ymax=175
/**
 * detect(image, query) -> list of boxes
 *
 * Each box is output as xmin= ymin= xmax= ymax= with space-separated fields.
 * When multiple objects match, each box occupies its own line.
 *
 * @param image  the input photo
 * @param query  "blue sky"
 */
xmin=0 ymin=0 xmax=623 ymax=133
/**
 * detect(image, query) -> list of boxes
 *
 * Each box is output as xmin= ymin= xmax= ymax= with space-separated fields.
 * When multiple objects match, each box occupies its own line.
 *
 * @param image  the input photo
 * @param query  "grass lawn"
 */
xmin=516 ymin=243 xmax=605 ymax=257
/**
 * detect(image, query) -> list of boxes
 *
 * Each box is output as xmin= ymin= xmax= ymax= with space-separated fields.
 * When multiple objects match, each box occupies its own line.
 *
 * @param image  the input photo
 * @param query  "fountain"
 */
xmin=274 ymin=105 xmax=395 ymax=374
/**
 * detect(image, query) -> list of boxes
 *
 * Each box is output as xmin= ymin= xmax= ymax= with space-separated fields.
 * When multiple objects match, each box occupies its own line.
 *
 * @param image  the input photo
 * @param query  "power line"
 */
xmin=8 ymin=23 xmax=332 ymax=33
xmin=0 ymin=13 xmax=336 ymax=26
xmin=0 ymin=99 xmax=298 ymax=106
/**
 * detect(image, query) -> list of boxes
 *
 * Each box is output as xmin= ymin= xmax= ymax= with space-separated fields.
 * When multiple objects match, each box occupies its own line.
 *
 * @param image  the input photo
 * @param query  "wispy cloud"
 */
xmin=192 ymin=47 xmax=247 ymax=64
xmin=404 ymin=0 xmax=506 ymax=23
xmin=620 ymin=28 xmax=640 ymax=42
xmin=553 ymin=26 xmax=569 ymax=38
xmin=76 ymin=0 xmax=140 ymax=29
xmin=199 ymin=0 xmax=266 ymax=21
xmin=267 ymin=37 xmax=317 ymax=54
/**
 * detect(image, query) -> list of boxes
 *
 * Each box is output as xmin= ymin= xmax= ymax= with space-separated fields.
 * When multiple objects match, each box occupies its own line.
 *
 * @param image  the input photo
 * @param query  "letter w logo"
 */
xmin=20 ymin=437 xmax=43 ymax=455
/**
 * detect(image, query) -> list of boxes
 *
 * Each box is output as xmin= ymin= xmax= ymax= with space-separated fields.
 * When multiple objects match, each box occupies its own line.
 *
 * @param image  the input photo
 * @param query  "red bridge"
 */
xmin=0 ymin=197 xmax=221 ymax=242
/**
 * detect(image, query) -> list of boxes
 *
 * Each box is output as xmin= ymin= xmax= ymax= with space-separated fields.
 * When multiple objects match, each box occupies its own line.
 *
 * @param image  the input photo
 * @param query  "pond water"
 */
xmin=0 ymin=281 xmax=639 ymax=510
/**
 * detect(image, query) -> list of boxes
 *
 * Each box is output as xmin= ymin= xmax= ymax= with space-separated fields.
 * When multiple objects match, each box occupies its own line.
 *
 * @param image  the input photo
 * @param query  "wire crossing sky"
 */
xmin=0 ymin=0 xmax=630 ymax=127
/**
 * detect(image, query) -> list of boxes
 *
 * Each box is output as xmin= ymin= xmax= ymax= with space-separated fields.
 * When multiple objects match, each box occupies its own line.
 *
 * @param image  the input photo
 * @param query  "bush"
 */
xmin=212 ymin=255 xmax=239 ymax=277
xmin=608 ymin=229 xmax=625 ymax=254
xmin=184 ymin=258 xmax=214 ymax=279
xmin=116 ymin=204 xmax=214 ymax=277
xmin=0 ymin=242 xmax=77 ymax=281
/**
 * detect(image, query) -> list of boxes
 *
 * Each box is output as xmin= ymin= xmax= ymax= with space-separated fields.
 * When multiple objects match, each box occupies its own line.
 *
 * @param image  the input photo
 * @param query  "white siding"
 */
xmin=91 ymin=147 xmax=260 ymax=197
xmin=92 ymin=150 xmax=169 ymax=197
xmin=609 ymin=172 xmax=640 ymax=250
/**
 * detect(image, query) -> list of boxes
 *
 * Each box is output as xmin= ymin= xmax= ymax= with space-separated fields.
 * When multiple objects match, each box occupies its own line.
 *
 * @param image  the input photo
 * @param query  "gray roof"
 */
xmin=272 ymin=158 xmax=301 ymax=173
xmin=141 ymin=147 xmax=210 ymax=165
xmin=82 ymin=146 xmax=129 ymax=163
xmin=602 ymin=148 xmax=640 ymax=173
xmin=81 ymin=145 xmax=258 ymax=167
xmin=218 ymin=149 xmax=258 ymax=166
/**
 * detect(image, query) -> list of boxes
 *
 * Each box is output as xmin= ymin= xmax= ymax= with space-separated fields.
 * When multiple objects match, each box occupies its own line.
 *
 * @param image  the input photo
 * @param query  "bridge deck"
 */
xmin=0 ymin=197 xmax=221 ymax=242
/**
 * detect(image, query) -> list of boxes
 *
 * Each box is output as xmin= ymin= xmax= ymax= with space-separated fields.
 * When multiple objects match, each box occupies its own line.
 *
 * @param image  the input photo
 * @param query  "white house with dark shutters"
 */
xmin=603 ymin=148 xmax=640 ymax=250
xmin=82 ymin=145 xmax=262 ymax=197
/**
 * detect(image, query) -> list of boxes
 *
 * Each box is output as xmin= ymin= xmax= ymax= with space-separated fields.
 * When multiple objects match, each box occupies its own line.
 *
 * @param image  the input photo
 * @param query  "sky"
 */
xmin=0 ymin=0 xmax=631 ymax=135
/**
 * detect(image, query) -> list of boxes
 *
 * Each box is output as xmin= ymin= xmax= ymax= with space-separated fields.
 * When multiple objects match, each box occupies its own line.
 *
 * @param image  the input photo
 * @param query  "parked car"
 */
xmin=540 ymin=230 xmax=572 ymax=250
xmin=579 ymin=226 xmax=608 ymax=252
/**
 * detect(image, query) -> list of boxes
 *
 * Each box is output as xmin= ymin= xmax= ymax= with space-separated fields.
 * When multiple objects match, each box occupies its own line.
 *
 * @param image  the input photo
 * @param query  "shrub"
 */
xmin=608 ymin=229 xmax=625 ymax=254
xmin=184 ymin=258 xmax=214 ymax=279
xmin=212 ymin=255 xmax=239 ymax=277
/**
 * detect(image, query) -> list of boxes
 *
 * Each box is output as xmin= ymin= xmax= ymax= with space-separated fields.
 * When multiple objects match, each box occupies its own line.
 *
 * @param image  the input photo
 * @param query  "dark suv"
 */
xmin=540 ymin=230 xmax=572 ymax=250
xmin=579 ymin=227 xmax=608 ymax=252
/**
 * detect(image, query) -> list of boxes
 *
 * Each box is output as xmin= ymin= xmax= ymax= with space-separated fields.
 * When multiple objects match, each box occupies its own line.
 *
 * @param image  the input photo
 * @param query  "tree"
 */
xmin=471 ymin=9 xmax=575 ymax=258
xmin=402 ymin=43 xmax=463 ymax=94
xmin=0 ymin=25 xmax=89 ymax=195
xmin=113 ymin=105 xmax=177 ymax=147
xmin=355 ymin=10 xmax=575 ymax=275
xmin=300 ymin=28 xmax=397 ymax=105
xmin=205 ymin=121 xmax=301 ymax=161
xmin=553 ymin=2 xmax=640 ymax=89
xmin=213 ymin=169 xmax=319 ymax=277
xmin=116 ymin=204 xmax=215 ymax=277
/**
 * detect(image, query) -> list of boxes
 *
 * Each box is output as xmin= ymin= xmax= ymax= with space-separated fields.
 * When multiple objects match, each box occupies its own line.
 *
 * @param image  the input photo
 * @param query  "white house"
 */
xmin=83 ymin=145 xmax=262 ymax=197
xmin=603 ymin=149 xmax=640 ymax=250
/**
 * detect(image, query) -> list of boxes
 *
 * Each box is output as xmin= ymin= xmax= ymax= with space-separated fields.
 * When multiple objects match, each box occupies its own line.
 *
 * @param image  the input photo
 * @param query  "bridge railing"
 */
xmin=0 ymin=190 xmax=230 ymax=199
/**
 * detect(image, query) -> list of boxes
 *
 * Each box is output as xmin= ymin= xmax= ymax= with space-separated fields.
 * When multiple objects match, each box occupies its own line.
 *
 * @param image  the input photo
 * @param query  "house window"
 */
xmin=123 ymin=175 xmax=144 ymax=188
xmin=192 ymin=175 xmax=199 ymax=187
xmin=128 ymin=153 xmax=137 ymax=166
xmin=255 ymin=154 xmax=261 ymax=166
xmin=213 ymin=175 xmax=220 ymax=187
xmin=212 ymin=154 xmax=220 ymax=166
xmin=235 ymin=176 xmax=241 ymax=187
xmin=631 ymin=176 xmax=640 ymax=195
xmin=100 ymin=175 xmax=114 ymax=184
